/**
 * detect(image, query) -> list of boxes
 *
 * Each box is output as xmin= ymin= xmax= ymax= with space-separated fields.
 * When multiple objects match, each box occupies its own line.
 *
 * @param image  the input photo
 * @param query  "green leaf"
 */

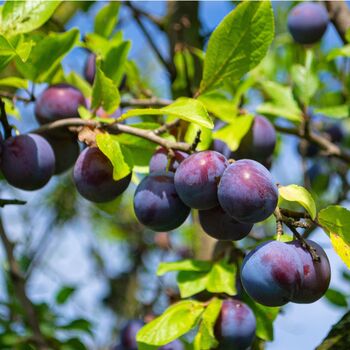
xmin=279 ymin=185 xmax=316 ymax=220
xmin=65 ymin=71 xmax=92 ymax=98
xmin=257 ymin=81 xmax=303 ymax=122
xmin=78 ymin=106 xmax=93 ymax=120
xmin=177 ymin=271 xmax=209 ymax=298
xmin=206 ymin=260 xmax=237 ymax=295
xmin=3 ymin=98 xmax=20 ymax=119
xmin=121 ymin=98 xmax=213 ymax=129
xmin=0 ymin=34 xmax=33 ymax=62
xmin=136 ymin=300 xmax=205 ymax=347
xmin=314 ymin=105 xmax=349 ymax=119
xmin=212 ymin=115 xmax=254 ymax=151
xmin=199 ymin=1 xmax=274 ymax=95
xmin=102 ymin=41 xmax=131 ymax=86
xmin=96 ymin=133 xmax=132 ymax=180
xmin=60 ymin=318 xmax=92 ymax=336
xmin=195 ymin=298 xmax=222 ymax=350
xmin=0 ymin=1 xmax=61 ymax=36
xmin=16 ymin=28 xmax=80 ymax=83
xmin=0 ymin=76 xmax=28 ymax=89
xmin=94 ymin=2 xmax=120 ymax=38
xmin=325 ymin=289 xmax=348 ymax=307
xmin=157 ymin=259 xmax=212 ymax=276
xmin=184 ymin=123 xmax=212 ymax=152
xmin=327 ymin=45 xmax=350 ymax=60
xmin=55 ymin=285 xmax=76 ymax=305
xmin=91 ymin=64 xmax=120 ymax=113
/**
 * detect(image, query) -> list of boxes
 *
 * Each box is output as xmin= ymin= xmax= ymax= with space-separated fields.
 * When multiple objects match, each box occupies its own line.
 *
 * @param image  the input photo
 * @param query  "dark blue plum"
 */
xmin=73 ymin=147 xmax=131 ymax=203
xmin=84 ymin=53 xmax=96 ymax=85
xmin=212 ymin=139 xmax=231 ymax=159
xmin=1 ymin=134 xmax=55 ymax=191
xmin=199 ymin=206 xmax=253 ymax=241
xmin=134 ymin=172 xmax=190 ymax=231
xmin=159 ymin=339 xmax=184 ymax=350
xmin=35 ymin=84 xmax=86 ymax=124
xmin=233 ymin=115 xmax=276 ymax=163
xmin=325 ymin=124 xmax=344 ymax=143
xmin=241 ymin=241 xmax=304 ymax=307
xmin=43 ymin=134 xmax=80 ymax=174
xmin=120 ymin=320 xmax=144 ymax=350
xmin=218 ymin=160 xmax=278 ymax=224
xmin=288 ymin=239 xmax=331 ymax=303
xmin=215 ymin=299 xmax=256 ymax=350
xmin=174 ymin=151 xmax=228 ymax=210
xmin=288 ymin=3 xmax=329 ymax=45
xmin=149 ymin=147 xmax=188 ymax=173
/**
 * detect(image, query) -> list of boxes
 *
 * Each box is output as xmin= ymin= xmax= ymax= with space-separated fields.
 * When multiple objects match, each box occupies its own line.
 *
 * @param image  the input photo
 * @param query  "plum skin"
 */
xmin=149 ymin=147 xmax=188 ymax=173
xmin=73 ymin=147 xmax=131 ymax=203
xmin=174 ymin=151 xmax=228 ymax=210
xmin=288 ymin=239 xmax=331 ymax=303
xmin=241 ymin=240 xmax=304 ymax=307
xmin=199 ymin=206 xmax=253 ymax=241
xmin=159 ymin=339 xmax=184 ymax=350
xmin=35 ymin=84 xmax=86 ymax=124
xmin=43 ymin=134 xmax=80 ymax=174
xmin=215 ymin=299 xmax=256 ymax=350
xmin=134 ymin=171 xmax=190 ymax=231
xmin=218 ymin=159 xmax=278 ymax=224
xmin=287 ymin=2 xmax=329 ymax=45
xmin=84 ymin=53 xmax=96 ymax=85
xmin=1 ymin=134 xmax=55 ymax=191
xmin=120 ymin=320 xmax=144 ymax=350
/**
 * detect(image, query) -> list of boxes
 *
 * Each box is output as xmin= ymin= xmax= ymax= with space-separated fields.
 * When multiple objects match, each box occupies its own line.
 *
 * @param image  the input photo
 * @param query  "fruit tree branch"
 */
xmin=0 ymin=215 xmax=50 ymax=349
xmin=325 ymin=0 xmax=350 ymax=43
xmin=0 ymin=199 xmax=27 ymax=207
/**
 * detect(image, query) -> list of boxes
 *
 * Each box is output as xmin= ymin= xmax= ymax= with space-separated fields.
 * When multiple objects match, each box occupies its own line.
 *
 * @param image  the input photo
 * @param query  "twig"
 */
xmin=325 ymin=1 xmax=350 ymax=43
xmin=126 ymin=1 xmax=175 ymax=78
xmin=0 ymin=97 xmax=12 ymax=138
xmin=0 ymin=199 xmax=26 ymax=207
xmin=279 ymin=208 xmax=312 ymax=220
xmin=274 ymin=208 xmax=284 ymax=239
xmin=30 ymin=118 xmax=193 ymax=152
xmin=0 ymin=216 xmax=50 ymax=349
xmin=0 ymin=91 xmax=35 ymax=104
xmin=153 ymin=119 xmax=180 ymax=135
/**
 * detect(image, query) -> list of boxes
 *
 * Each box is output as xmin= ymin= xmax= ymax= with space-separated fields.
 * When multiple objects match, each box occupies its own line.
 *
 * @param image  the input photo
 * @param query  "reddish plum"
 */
xmin=149 ymin=147 xmax=188 ymax=173
xmin=120 ymin=320 xmax=144 ymax=350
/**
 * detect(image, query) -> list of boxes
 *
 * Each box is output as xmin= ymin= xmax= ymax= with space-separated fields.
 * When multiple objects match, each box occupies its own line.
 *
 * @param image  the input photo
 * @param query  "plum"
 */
xmin=212 ymin=139 xmax=231 ymax=159
xmin=287 ymin=2 xmax=329 ymax=45
xmin=233 ymin=115 xmax=276 ymax=163
xmin=73 ymin=147 xmax=131 ymax=203
xmin=84 ymin=53 xmax=96 ymax=85
xmin=174 ymin=151 xmax=228 ymax=210
xmin=35 ymin=84 xmax=86 ymax=124
xmin=215 ymin=299 xmax=256 ymax=350
xmin=43 ymin=134 xmax=80 ymax=174
xmin=241 ymin=240 xmax=304 ymax=307
xmin=218 ymin=159 xmax=278 ymax=224
xmin=325 ymin=124 xmax=344 ymax=143
xmin=149 ymin=147 xmax=188 ymax=173
xmin=1 ymin=134 xmax=55 ymax=190
xmin=159 ymin=339 xmax=184 ymax=350
xmin=288 ymin=239 xmax=331 ymax=303
xmin=134 ymin=172 xmax=190 ymax=231
xmin=120 ymin=320 xmax=144 ymax=350
xmin=198 ymin=206 xmax=253 ymax=241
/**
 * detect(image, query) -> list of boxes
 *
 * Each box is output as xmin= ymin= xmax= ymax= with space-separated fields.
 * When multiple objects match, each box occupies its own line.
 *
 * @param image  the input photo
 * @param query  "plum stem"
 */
xmin=190 ymin=129 xmax=202 ymax=152
xmin=274 ymin=208 xmax=284 ymax=240
xmin=0 ymin=98 xmax=13 ymax=139
xmin=0 ymin=198 xmax=26 ymax=207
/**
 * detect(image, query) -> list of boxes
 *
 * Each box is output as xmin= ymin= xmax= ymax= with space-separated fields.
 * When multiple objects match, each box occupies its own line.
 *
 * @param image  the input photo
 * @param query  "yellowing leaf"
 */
xmin=330 ymin=233 xmax=350 ymax=269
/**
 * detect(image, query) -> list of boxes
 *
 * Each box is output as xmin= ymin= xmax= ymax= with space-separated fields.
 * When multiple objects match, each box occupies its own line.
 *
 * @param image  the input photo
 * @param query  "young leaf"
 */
xmin=94 ymin=2 xmax=120 ymax=38
xmin=194 ymin=298 xmax=222 ymax=350
xmin=327 ymin=45 xmax=350 ymax=61
xmin=96 ymin=133 xmax=133 ymax=181
xmin=177 ymin=271 xmax=209 ymax=298
xmin=0 ymin=1 xmax=61 ymax=36
xmin=157 ymin=259 xmax=212 ymax=276
xmin=199 ymin=1 xmax=274 ymax=95
xmin=0 ymin=76 xmax=28 ymax=89
xmin=313 ymin=105 xmax=349 ymax=119
xmin=120 ymin=98 xmax=213 ymax=129
xmin=325 ymin=288 xmax=348 ymax=307
xmin=206 ymin=260 xmax=237 ymax=296
xmin=212 ymin=115 xmax=254 ymax=151
xmin=55 ymin=285 xmax=76 ymax=305
xmin=136 ymin=300 xmax=205 ymax=347
xmin=184 ymin=123 xmax=212 ymax=151
xmin=279 ymin=184 xmax=316 ymax=220
xmin=65 ymin=71 xmax=92 ymax=98
xmin=0 ymin=34 xmax=33 ymax=62
xmin=91 ymin=65 xmax=120 ymax=113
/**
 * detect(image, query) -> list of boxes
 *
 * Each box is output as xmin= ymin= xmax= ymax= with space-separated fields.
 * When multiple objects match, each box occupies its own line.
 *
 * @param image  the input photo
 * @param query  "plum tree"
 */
xmin=133 ymin=172 xmax=190 ymax=231
xmin=233 ymin=115 xmax=276 ymax=163
xmin=288 ymin=239 xmax=331 ymax=303
xmin=120 ymin=320 xmax=144 ymax=350
xmin=84 ymin=53 xmax=96 ymax=85
xmin=159 ymin=339 xmax=184 ymax=350
xmin=35 ymin=84 xmax=86 ymax=124
xmin=174 ymin=151 xmax=228 ymax=210
xmin=218 ymin=159 xmax=278 ymax=223
xmin=1 ymin=134 xmax=55 ymax=191
xmin=73 ymin=147 xmax=131 ymax=203
xmin=215 ymin=299 xmax=256 ymax=350
xmin=241 ymin=241 xmax=304 ymax=307
xmin=198 ymin=206 xmax=253 ymax=241
xmin=43 ymin=134 xmax=80 ymax=174
xmin=287 ymin=2 xmax=329 ymax=45
xmin=149 ymin=147 xmax=188 ymax=173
